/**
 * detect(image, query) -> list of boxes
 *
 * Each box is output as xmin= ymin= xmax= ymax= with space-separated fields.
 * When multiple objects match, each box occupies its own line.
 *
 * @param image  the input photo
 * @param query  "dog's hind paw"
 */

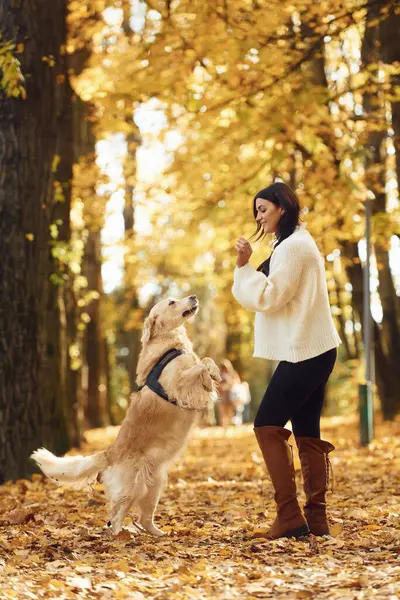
xmin=139 ymin=520 xmax=166 ymax=537
xmin=132 ymin=521 xmax=146 ymax=534
xmin=148 ymin=527 xmax=166 ymax=537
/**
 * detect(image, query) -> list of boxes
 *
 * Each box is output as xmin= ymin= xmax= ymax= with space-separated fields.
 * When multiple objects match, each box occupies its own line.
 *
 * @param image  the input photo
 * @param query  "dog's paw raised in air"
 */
xmin=210 ymin=370 xmax=222 ymax=383
xmin=201 ymin=357 xmax=222 ymax=383
xmin=200 ymin=368 xmax=214 ymax=392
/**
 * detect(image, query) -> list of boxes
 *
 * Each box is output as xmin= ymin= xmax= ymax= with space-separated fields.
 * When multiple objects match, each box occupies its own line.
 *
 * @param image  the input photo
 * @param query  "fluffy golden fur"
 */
xmin=31 ymin=295 xmax=221 ymax=536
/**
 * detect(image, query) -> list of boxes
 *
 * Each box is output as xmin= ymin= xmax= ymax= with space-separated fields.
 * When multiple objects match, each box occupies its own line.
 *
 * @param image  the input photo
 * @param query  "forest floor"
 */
xmin=1 ymin=416 xmax=400 ymax=599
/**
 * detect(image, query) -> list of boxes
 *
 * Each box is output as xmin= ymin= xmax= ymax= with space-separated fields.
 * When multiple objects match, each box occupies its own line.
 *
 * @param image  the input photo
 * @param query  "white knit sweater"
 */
xmin=232 ymin=224 xmax=341 ymax=363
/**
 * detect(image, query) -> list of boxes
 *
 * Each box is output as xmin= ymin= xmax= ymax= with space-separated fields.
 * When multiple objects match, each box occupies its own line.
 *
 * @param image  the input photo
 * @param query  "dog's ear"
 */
xmin=141 ymin=314 xmax=158 ymax=344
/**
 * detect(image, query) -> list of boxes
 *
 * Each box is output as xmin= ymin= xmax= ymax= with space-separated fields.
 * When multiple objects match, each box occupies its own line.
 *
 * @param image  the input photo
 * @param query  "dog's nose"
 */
xmin=189 ymin=295 xmax=197 ymax=301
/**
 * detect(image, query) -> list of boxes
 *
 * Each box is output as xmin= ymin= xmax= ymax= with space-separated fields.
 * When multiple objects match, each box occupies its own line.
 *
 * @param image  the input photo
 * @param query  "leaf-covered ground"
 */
xmin=1 ymin=417 xmax=400 ymax=599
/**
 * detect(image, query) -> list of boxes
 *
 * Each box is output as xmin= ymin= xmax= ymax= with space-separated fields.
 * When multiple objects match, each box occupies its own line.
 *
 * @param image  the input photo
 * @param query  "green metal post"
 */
xmin=359 ymin=197 xmax=374 ymax=446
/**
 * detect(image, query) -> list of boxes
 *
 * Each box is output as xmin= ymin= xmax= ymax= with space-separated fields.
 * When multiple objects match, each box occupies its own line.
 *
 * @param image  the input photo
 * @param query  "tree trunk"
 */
xmin=332 ymin=275 xmax=354 ymax=360
xmin=83 ymin=228 xmax=109 ymax=428
xmin=0 ymin=0 xmax=71 ymax=482
xmin=71 ymin=33 xmax=110 ymax=429
xmin=380 ymin=3 xmax=400 ymax=189
xmin=361 ymin=2 xmax=400 ymax=418
xmin=379 ymin=4 xmax=400 ymax=319
xmin=119 ymin=6 xmax=143 ymax=395
xmin=50 ymin=18 xmax=82 ymax=447
xmin=341 ymin=241 xmax=363 ymax=358
xmin=122 ymin=127 xmax=143 ymax=393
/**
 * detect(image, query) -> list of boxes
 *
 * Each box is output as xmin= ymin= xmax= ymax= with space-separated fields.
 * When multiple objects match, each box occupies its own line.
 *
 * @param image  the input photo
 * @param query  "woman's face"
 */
xmin=255 ymin=198 xmax=284 ymax=235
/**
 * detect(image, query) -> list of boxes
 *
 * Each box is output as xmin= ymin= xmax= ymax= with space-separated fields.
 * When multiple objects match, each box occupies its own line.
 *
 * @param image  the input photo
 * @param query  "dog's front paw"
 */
xmin=201 ymin=358 xmax=222 ymax=383
xmin=200 ymin=367 xmax=214 ymax=392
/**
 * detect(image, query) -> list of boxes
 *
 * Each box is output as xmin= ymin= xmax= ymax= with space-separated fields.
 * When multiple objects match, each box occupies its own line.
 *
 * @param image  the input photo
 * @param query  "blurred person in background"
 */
xmin=230 ymin=380 xmax=251 ymax=425
xmin=217 ymin=360 xmax=251 ymax=426
xmin=217 ymin=359 xmax=240 ymax=427
xmin=232 ymin=182 xmax=340 ymax=540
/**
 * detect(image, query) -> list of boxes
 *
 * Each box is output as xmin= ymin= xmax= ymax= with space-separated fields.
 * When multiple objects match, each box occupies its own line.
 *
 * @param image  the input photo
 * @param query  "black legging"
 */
xmin=254 ymin=348 xmax=337 ymax=438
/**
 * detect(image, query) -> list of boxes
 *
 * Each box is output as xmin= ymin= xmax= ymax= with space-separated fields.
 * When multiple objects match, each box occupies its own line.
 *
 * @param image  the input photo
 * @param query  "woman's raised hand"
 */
xmin=234 ymin=237 xmax=253 ymax=268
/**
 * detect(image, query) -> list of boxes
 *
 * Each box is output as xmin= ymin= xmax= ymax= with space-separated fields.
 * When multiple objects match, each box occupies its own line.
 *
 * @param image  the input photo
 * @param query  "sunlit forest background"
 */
xmin=1 ymin=0 xmax=399 ymax=481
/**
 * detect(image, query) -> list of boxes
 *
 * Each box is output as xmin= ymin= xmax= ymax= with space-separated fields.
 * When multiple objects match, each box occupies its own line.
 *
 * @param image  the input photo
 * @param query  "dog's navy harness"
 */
xmin=137 ymin=348 xmax=185 ymax=406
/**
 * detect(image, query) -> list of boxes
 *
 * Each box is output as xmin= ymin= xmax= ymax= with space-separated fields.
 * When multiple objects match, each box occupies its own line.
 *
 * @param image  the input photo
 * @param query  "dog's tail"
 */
xmin=30 ymin=448 xmax=108 ymax=489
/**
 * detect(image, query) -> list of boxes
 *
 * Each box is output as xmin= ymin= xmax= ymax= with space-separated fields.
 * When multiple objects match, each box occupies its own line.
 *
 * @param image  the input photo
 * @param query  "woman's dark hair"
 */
xmin=250 ymin=182 xmax=301 ymax=276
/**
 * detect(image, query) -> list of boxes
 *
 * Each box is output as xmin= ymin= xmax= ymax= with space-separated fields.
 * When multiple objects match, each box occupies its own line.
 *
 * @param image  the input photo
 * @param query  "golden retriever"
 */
xmin=31 ymin=295 xmax=221 ymax=536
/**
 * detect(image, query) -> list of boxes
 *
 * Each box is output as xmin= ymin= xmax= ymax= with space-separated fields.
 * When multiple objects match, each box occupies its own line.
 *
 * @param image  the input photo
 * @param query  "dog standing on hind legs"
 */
xmin=31 ymin=295 xmax=221 ymax=536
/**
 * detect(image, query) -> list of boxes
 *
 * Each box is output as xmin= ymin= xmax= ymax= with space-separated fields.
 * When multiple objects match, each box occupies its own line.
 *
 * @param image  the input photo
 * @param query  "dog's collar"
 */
xmin=137 ymin=348 xmax=185 ymax=407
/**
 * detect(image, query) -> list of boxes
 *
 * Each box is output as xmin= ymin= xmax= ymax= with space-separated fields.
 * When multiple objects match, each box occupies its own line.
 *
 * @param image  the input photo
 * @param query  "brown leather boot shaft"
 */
xmin=296 ymin=436 xmax=335 ymax=536
xmin=254 ymin=426 xmax=309 ymax=539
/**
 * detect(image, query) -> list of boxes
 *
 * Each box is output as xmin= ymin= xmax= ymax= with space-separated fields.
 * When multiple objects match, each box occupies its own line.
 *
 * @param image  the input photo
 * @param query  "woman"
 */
xmin=232 ymin=182 xmax=341 ymax=540
xmin=217 ymin=359 xmax=241 ymax=427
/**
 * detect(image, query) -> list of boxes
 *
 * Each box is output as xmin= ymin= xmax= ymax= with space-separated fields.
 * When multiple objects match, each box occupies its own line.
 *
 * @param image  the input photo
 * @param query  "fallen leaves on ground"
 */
xmin=1 ymin=417 xmax=400 ymax=599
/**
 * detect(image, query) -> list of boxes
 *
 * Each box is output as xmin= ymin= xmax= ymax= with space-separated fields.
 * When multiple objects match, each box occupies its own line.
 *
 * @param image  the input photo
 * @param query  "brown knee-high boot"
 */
xmin=295 ymin=437 xmax=334 ymax=536
xmin=254 ymin=426 xmax=309 ymax=539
